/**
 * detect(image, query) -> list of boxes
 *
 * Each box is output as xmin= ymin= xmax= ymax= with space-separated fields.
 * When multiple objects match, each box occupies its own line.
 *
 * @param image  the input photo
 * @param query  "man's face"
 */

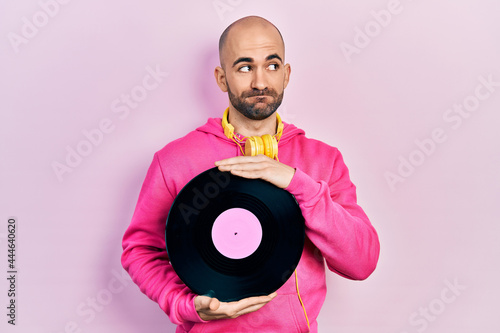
xmin=219 ymin=24 xmax=290 ymax=120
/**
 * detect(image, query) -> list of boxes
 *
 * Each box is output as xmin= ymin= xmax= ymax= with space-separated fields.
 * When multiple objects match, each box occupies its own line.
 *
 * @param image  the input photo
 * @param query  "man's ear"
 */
xmin=214 ymin=66 xmax=228 ymax=92
xmin=283 ymin=63 xmax=291 ymax=90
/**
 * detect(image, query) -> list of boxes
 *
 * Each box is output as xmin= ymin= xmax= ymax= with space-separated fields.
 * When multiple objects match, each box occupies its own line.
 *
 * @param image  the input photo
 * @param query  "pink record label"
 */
xmin=211 ymin=208 xmax=263 ymax=259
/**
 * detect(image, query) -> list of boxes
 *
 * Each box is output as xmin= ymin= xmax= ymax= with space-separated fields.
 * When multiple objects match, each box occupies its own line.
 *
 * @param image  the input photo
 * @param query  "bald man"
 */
xmin=122 ymin=16 xmax=380 ymax=332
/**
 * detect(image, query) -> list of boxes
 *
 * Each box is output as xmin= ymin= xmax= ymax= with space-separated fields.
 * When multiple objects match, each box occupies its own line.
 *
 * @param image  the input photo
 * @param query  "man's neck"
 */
xmin=227 ymin=106 xmax=278 ymax=138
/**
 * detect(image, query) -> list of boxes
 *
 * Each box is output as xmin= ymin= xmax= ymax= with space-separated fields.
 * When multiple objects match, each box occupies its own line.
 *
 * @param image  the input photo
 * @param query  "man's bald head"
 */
xmin=218 ymin=16 xmax=285 ymax=69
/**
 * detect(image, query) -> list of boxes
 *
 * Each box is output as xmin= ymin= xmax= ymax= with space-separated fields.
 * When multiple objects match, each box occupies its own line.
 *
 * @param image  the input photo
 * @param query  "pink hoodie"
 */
xmin=121 ymin=117 xmax=380 ymax=332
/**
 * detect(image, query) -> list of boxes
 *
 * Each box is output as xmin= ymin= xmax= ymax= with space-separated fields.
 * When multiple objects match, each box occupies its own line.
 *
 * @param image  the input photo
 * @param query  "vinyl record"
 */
xmin=165 ymin=167 xmax=305 ymax=302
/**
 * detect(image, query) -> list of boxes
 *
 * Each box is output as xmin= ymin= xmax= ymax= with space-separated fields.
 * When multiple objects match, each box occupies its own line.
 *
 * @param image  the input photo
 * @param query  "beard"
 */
xmin=227 ymin=84 xmax=284 ymax=121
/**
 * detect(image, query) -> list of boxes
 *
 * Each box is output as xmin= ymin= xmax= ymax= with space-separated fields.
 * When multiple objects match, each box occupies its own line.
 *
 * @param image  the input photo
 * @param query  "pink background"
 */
xmin=1 ymin=0 xmax=499 ymax=332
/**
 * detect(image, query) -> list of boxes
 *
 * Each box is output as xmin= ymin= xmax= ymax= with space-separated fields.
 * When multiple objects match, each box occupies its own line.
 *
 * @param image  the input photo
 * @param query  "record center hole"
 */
xmin=234 ymin=232 xmax=237 ymax=235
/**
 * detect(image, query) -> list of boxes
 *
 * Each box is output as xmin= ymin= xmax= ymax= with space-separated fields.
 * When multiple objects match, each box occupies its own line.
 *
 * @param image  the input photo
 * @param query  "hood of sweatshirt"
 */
xmin=195 ymin=116 xmax=306 ymax=146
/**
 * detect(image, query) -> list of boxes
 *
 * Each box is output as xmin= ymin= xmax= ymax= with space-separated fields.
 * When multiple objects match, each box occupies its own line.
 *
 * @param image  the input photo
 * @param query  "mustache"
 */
xmin=242 ymin=88 xmax=278 ymax=98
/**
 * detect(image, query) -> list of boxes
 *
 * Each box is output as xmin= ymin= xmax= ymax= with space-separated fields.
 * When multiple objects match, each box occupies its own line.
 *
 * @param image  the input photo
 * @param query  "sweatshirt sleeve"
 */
xmin=285 ymin=149 xmax=380 ymax=280
xmin=121 ymin=153 xmax=206 ymax=325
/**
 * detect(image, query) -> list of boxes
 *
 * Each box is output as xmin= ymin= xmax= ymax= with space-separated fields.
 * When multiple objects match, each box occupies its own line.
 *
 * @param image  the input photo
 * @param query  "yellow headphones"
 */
xmin=222 ymin=107 xmax=284 ymax=160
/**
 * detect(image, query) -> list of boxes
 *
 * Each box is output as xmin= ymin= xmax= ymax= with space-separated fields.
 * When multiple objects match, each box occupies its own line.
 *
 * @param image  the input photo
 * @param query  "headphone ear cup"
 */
xmin=245 ymin=136 xmax=264 ymax=156
xmin=261 ymin=134 xmax=278 ymax=159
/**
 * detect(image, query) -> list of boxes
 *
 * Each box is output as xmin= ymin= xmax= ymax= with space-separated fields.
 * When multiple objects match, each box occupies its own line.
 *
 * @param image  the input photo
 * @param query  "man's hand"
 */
xmin=215 ymin=155 xmax=295 ymax=189
xmin=195 ymin=293 xmax=277 ymax=321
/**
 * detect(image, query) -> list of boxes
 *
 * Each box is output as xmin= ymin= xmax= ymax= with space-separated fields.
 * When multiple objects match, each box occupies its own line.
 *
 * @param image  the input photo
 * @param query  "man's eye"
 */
xmin=268 ymin=64 xmax=279 ymax=70
xmin=239 ymin=66 xmax=251 ymax=72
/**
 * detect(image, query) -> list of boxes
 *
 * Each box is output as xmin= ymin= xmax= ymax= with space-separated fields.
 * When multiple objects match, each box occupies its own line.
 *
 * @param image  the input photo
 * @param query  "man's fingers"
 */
xmin=232 ymin=294 xmax=277 ymax=317
xmin=225 ymin=293 xmax=277 ymax=315
xmin=215 ymin=157 xmax=273 ymax=175
xmin=215 ymin=155 xmax=267 ymax=166
xmin=196 ymin=292 xmax=277 ymax=321
xmin=209 ymin=297 xmax=220 ymax=311
xmin=194 ymin=296 xmax=210 ymax=311
xmin=221 ymin=168 xmax=267 ymax=180
xmin=214 ymin=155 xmax=294 ymax=188
xmin=197 ymin=293 xmax=276 ymax=320
xmin=233 ymin=303 xmax=266 ymax=317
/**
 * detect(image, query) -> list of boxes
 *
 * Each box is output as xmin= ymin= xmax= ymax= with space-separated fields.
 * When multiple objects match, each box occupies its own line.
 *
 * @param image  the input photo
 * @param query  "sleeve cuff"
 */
xmin=180 ymin=293 xmax=209 ymax=324
xmin=284 ymin=168 xmax=322 ymax=204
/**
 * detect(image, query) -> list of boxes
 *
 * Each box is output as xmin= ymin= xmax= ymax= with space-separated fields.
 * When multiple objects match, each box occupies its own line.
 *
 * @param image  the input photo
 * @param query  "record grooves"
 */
xmin=166 ymin=167 xmax=305 ymax=302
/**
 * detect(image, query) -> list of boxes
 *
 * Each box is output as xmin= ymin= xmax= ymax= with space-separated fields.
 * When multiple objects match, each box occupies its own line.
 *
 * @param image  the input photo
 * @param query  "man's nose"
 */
xmin=250 ymin=67 xmax=268 ymax=91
